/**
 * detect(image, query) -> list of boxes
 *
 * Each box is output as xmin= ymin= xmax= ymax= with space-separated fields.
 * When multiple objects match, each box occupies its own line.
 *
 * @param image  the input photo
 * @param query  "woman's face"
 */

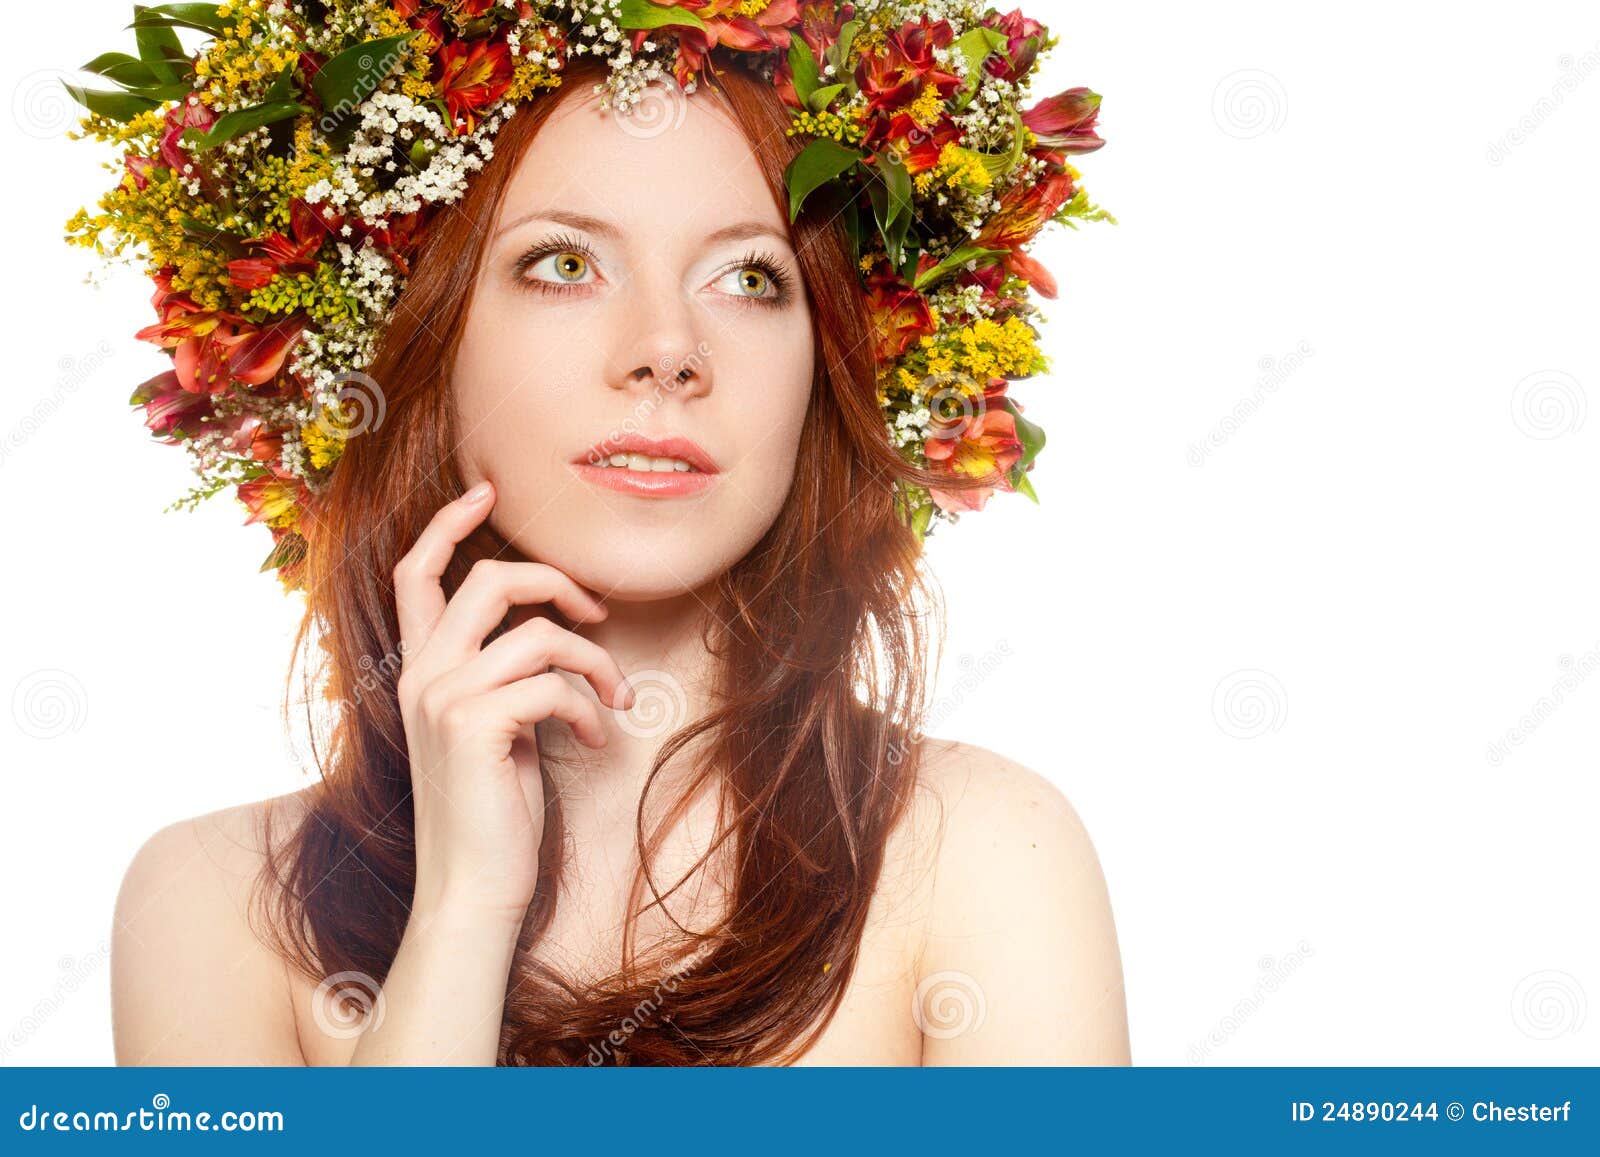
xmin=451 ymin=83 xmax=816 ymax=603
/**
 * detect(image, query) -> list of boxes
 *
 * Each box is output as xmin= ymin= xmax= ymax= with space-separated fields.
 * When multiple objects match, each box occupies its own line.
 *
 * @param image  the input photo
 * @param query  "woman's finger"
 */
xmin=393 ymin=482 xmax=498 ymax=655
xmin=450 ymin=615 xmax=634 ymax=711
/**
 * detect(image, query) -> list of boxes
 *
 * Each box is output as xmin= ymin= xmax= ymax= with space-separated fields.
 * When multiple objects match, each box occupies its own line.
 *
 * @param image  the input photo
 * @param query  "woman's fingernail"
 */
xmin=465 ymin=481 xmax=492 ymax=502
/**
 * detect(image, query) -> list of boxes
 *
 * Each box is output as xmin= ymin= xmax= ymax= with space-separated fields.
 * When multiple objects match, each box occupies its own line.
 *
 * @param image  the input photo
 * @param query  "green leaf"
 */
xmin=951 ymin=27 xmax=1006 ymax=112
xmin=1010 ymin=471 xmax=1039 ymax=503
xmin=83 ymin=52 xmax=159 ymax=89
xmin=133 ymin=4 xmax=186 ymax=84
xmin=184 ymin=100 xmax=308 ymax=149
xmin=956 ymin=112 xmax=1027 ymax=186
xmin=260 ymin=533 xmax=308 ymax=574
xmin=617 ymin=0 xmax=707 ymax=32
xmin=311 ymin=34 xmax=414 ymax=119
xmin=787 ymin=33 xmax=820 ymax=107
xmin=127 ymin=3 xmax=236 ymax=36
xmin=1004 ymin=402 xmax=1046 ymax=476
xmin=807 ymin=83 xmax=846 ymax=113
xmin=62 ymin=82 xmax=159 ymax=122
xmin=867 ymin=156 xmax=913 ymax=266
xmin=909 ymin=495 xmax=935 ymax=537
xmin=784 ymin=137 xmax=860 ymax=223
xmin=912 ymin=245 xmax=1009 ymax=291
xmin=263 ymin=62 xmax=298 ymax=104
xmin=829 ymin=19 xmax=860 ymax=76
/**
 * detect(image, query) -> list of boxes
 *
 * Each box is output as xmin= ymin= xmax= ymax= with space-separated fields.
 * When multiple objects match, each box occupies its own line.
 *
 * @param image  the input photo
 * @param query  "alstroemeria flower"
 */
xmin=237 ymin=474 xmax=305 ymax=528
xmin=1022 ymin=88 xmax=1104 ymax=157
xmin=795 ymin=0 xmax=854 ymax=58
xmin=628 ymin=0 xmax=801 ymax=90
xmin=227 ymin=200 xmax=332 ymax=290
xmin=157 ymin=95 xmax=216 ymax=175
xmin=130 ymin=369 xmax=213 ymax=441
xmin=863 ymin=260 xmax=937 ymax=360
xmin=137 ymin=276 xmax=303 ymax=394
xmin=855 ymin=16 xmax=961 ymax=113
xmin=436 ymin=38 xmax=514 ymax=134
xmin=980 ymin=8 xmax=1048 ymax=83
xmin=923 ymin=378 xmax=1025 ymax=513
xmin=971 ymin=169 xmax=1078 ymax=298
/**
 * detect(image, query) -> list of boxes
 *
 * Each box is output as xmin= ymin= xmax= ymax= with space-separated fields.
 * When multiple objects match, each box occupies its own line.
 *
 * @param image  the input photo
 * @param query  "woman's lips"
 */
xmin=569 ymin=461 xmax=720 ymax=497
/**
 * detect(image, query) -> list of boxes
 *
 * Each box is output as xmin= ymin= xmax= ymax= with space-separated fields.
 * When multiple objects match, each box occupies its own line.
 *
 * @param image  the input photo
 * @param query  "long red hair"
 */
xmin=255 ymin=56 xmax=975 ymax=1064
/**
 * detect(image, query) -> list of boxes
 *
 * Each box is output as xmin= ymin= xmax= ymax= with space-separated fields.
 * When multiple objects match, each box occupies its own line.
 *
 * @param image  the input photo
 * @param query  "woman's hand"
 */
xmin=392 ymin=480 xmax=635 ymax=925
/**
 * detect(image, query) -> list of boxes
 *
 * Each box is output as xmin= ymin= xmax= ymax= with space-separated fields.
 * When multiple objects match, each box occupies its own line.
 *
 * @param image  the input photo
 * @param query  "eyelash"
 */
xmin=511 ymin=231 xmax=794 ymax=309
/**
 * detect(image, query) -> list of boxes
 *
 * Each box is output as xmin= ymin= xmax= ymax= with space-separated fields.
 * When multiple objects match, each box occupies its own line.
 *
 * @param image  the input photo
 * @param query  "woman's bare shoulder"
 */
xmin=898 ymin=736 xmax=1131 ymax=1063
xmin=111 ymin=786 xmax=320 ymax=1065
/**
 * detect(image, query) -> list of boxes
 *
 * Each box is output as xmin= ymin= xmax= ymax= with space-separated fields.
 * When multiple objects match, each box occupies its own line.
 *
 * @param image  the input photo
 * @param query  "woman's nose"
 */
xmin=606 ymin=262 xmax=713 ymax=401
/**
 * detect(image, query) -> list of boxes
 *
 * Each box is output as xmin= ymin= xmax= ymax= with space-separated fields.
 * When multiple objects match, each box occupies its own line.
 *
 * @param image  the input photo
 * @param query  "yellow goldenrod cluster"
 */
xmin=506 ymin=56 xmax=562 ymax=102
xmin=892 ymin=314 xmax=1046 ymax=390
xmin=244 ymin=264 xmax=361 ymax=324
xmin=298 ymin=418 xmax=349 ymax=472
xmin=195 ymin=4 xmax=298 ymax=98
xmin=899 ymin=83 xmax=944 ymax=131
xmin=914 ymin=142 xmax=992 ymax=195
xmin=785 ymin=108 xmax=865 ymax=145
xmin=65 ymin=169 xmax=232 ymax=310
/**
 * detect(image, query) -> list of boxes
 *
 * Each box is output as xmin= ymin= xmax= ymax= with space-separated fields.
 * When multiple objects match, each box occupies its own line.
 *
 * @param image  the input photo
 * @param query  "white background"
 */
xmin=1 ymin=1 xmax=1595 ymax=1065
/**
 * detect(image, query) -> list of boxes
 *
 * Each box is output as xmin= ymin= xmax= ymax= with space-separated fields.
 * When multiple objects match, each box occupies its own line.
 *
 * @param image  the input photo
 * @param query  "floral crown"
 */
xmin=65 ymin=0 xmax=1110 ymax=592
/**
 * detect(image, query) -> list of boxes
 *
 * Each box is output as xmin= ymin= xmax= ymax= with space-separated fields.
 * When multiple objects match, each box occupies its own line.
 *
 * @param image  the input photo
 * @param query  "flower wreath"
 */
xmin=64 ymin=0 xmax=1111 ymax=592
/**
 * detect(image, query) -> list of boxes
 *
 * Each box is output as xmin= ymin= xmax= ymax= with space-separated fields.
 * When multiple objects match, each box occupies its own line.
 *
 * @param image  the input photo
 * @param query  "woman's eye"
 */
xmin=526 ymin=250 xmax=593 ymax=286
xmin=720 ymin=266 xmax=774 ymax=300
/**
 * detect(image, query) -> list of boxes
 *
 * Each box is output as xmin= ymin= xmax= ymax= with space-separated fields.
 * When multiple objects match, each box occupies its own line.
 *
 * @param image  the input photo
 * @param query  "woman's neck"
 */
xmin=509 ymin=584 xmax=721 ymax=822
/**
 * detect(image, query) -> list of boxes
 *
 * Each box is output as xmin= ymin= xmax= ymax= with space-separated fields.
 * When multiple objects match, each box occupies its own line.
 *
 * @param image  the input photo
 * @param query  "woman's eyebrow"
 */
xmin=494 ymin=207 xmax=791 ymax=249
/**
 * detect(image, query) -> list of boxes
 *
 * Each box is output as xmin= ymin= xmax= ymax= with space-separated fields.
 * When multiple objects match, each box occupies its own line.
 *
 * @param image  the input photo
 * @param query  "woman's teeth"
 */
xmin=599 ymin=452 xmax=696 ymax=473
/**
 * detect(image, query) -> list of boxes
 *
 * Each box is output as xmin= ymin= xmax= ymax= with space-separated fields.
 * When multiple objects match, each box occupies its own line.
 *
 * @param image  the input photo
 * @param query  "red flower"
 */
xmin=158 ymin=95 xmax=216 ymax=175
xmin=972 ymin=170 xmax=1079 ymax=299
xmin=628 ymin=0 xmax=801 ymax=91
xmin=923 ymin=378 xmax=1025 ymax=513
xmin=136 ymin=273 xmax=304 ymax=393
xmin=436 ymin=38 xmax=513 ymax=134
xmin=852 ymin=17 xmax=963 ymax=169
xmin=980 ymin=8 xmax=1048 ymax=84
xmin=227 ymin=200 xmax=332 ymax=290
xmin=130 ymin=369 xmax=212 ymax=441
xmin=1022 ymin=88 xmax=1104 ymax=157
xmin=855 ymin=16 xmax=961 ymax=115
xmin=863 ymin=259 xmax=936 ymax=360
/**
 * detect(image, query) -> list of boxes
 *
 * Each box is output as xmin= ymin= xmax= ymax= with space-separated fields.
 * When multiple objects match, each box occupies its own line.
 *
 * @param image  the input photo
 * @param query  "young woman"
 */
xmin=101 ymin=16 xmax=1128 ymax=1066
